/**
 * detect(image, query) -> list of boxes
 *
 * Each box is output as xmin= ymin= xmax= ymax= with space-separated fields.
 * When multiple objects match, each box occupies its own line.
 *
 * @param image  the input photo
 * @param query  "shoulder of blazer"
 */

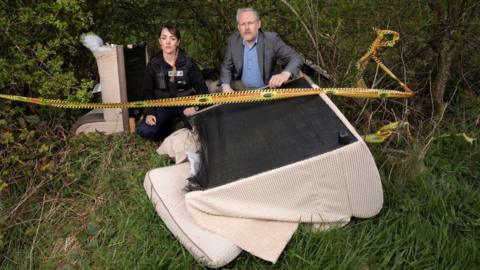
xmin=261 ymin=31 xmax=280 ymax=41
xmin=228 ymin=32 xmax=242 ymax=44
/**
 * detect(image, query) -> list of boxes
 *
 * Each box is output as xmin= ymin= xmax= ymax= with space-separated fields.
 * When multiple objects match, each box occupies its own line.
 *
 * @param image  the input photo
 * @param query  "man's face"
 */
xmin=237 ymin=11 xmax=261 ymax=43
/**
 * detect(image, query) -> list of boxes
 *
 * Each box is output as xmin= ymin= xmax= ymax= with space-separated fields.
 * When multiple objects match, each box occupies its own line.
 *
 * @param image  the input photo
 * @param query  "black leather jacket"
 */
xmin=143 ymin=50 xmax=207 ymax=115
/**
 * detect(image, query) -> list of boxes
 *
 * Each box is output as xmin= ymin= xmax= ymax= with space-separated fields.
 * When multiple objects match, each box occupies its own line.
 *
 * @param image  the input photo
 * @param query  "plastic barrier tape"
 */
xmin=0 ymin=29 xmax=414 ymax=109
xmin=0 ymin=87 xmax=413 ymax=109
xmin=362 ymin=121 xmax=412 ymax=143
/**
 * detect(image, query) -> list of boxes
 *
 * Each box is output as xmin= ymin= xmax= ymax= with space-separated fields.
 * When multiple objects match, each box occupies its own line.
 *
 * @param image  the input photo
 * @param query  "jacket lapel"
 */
xmin=257 ymin=31 xmax=265 ymax=82
xmin=234 ymin=33 xmax=244 ymax=75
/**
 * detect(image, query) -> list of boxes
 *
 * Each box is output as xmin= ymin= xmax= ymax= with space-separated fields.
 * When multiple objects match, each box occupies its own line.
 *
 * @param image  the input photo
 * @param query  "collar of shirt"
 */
xmin=242 ymin=35 xmax=259 ymax=49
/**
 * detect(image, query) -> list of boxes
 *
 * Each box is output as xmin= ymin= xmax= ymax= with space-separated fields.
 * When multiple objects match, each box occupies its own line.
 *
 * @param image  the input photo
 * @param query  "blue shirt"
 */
xmin=241 ymin=38 xmax=264 ymax=88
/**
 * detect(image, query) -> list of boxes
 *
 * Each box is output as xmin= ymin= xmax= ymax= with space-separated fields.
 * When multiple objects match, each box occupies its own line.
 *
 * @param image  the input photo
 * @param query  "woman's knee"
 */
xmin=137 ymin=122 xmax=159 ymax=139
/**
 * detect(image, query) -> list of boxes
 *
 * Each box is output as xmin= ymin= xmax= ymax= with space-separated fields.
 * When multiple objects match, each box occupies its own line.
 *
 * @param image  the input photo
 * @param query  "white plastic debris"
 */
xmin=81 ymin=32 xmax=112 ymax=52
xmin=93 ymin=83 xmax=102 ymax=93
xmin=187 ymin=151 xmax=201 ymax=176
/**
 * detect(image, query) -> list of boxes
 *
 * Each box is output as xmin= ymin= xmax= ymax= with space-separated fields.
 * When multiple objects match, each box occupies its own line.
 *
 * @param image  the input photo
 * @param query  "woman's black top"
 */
xmin=143 ymin=50 xmax=208 ymax=115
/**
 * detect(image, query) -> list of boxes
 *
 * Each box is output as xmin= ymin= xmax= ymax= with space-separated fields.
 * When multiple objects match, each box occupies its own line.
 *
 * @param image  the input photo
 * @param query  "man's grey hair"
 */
xmin=236 ymin=7 xmax=260 ymax=22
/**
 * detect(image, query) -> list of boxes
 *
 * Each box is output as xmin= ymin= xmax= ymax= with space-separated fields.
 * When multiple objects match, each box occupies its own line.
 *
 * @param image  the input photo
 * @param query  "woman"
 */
xmin=137 ymin=24 xmax=208 ymax=140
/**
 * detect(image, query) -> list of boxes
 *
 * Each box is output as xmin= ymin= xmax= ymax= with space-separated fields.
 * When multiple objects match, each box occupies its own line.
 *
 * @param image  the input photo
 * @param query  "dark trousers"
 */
xmin=137 ymin=107 xmax=188 ymax=140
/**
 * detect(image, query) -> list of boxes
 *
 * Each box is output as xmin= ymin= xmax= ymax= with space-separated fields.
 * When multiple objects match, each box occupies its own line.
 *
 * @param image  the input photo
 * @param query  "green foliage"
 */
xmin=0 ymin=1 xmax=479 ymax=269
xmin=0 ymin=121 xmax=179 ymax=268
xmin=0 ymin=0 xmax=94 ymax=101
xmin=1 ymin=120 xmax=479 ymax=269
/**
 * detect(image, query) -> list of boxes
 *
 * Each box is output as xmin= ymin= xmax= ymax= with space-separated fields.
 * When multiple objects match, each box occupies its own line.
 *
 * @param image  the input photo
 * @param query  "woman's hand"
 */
xmin=145 ymin=115 xmax=157 ymax=126
xmin=183 ymin=107 xmax=198 ymax=116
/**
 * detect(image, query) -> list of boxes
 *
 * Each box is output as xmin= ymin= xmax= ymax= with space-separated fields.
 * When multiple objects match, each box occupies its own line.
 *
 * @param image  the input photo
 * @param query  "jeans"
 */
xmin=137 ymin=107 xmax=188 ymax=140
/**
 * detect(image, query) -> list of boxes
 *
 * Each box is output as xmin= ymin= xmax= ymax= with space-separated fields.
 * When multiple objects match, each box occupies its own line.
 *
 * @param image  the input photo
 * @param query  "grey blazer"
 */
xmin=220 ymin=30 xmax=303 ymax=86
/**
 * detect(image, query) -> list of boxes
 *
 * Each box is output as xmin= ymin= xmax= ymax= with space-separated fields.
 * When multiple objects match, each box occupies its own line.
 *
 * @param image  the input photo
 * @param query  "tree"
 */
xmin=428 ymin=0 xmax=479 ymax=117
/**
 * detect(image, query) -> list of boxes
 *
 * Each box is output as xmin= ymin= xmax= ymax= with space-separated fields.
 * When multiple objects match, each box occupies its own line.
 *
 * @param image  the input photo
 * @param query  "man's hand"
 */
xmin=145 ymin=115 xmax=156 ymax=126
xmin=222 ymin=84 xmax=234 ymax=93
xmin=183 ymin=107 xmax=198 ymax=116
xmin=268 ymin=71 xmax=291 ymax=88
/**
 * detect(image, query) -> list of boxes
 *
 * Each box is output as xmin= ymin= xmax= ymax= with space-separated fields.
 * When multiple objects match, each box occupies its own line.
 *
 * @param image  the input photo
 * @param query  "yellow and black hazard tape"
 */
xmin=355 ymin=29 xmax=414 ymax=93
xmin=362 ymin=121 xmax=412 ymax=143
xmin=0 ymin=87 xmax=413 ymax=109
xmin=0 ymin=28 xmax=415 ymax=109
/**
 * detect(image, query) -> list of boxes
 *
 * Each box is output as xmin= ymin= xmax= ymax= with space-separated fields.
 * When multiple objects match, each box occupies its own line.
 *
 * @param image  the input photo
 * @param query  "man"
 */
xmin=220 ymin=7 xmax=303 ymax=92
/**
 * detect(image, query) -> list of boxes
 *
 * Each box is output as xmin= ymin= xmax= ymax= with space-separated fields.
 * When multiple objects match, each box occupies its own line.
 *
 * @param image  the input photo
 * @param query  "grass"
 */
xmin=1 ymin=116 xmax=479 ymax=269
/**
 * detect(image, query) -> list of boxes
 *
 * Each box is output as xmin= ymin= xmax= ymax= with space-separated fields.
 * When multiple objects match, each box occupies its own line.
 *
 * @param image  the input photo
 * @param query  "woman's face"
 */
xmin=159 ymin=28 xmax=179 ymax=54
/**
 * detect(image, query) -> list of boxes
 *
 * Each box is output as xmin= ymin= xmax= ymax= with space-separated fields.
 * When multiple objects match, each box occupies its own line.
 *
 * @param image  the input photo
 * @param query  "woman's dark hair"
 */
xmin=158 ymin=24 xmax=181 ymax=40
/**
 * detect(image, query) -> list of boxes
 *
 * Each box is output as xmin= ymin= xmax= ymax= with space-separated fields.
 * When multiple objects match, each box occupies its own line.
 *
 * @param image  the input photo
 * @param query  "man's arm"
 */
xmin=220 ymin=35 xmax=235 ymax=92
xmin=273 ymin=33 xmax=303 ymax=77
xmin=268 ymin=33 xmax=303 ymax=87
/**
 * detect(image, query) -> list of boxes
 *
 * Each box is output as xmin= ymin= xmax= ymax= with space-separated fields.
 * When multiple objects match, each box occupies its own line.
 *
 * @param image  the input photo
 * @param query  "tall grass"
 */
xmin=1 ymin=110 xmax=478 ymax=269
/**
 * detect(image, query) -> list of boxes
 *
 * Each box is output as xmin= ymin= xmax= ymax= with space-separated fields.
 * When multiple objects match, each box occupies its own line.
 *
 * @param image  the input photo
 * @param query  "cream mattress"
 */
xmin=144 ymin=163 xmax=241 ymax=268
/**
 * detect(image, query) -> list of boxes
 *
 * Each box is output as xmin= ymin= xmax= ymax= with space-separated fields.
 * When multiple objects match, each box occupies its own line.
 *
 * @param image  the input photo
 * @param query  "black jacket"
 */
xmin=143 ymin=50 xmax=208 ymax=115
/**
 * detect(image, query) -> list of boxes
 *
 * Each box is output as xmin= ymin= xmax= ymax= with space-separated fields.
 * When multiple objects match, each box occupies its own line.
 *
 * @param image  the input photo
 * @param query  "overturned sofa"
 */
xmin=144 ymin=77 xmax=383 ymax=268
